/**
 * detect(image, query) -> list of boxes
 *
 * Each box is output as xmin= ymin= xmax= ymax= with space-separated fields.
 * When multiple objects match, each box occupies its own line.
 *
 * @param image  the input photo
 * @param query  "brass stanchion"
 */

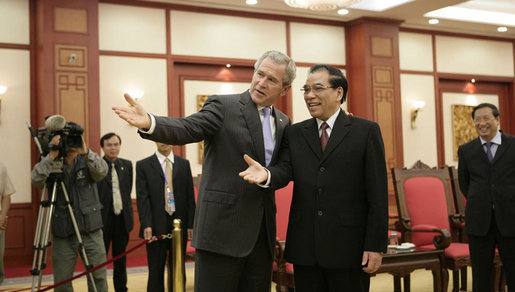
xmin=172 ymin=219 xmax=185 ymax=292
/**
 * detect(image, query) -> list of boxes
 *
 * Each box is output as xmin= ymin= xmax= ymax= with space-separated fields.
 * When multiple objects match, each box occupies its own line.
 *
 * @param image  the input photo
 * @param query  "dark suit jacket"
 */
xmin=458 ymin=131 xmax=515 ymax=237
xmin=135 ymin=154 xmax=195 ymax=239
xmin=97 ymin=157 xmax=134 ymax=233
xmin=269 ymin=110 xmax=389 ymax=269
xmin=139 ymin=90 xmax=290 ymax=258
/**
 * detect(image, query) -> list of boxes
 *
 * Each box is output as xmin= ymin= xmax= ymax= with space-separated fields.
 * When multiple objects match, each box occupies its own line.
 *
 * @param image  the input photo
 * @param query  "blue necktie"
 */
xmin=485 ymin=142 xmax=494 ymax=164
xmin=262 ymin=107 xmax=274 ymax=166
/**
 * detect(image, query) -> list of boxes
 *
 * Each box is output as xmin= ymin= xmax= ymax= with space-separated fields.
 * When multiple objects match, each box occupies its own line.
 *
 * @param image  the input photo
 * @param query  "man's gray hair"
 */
xmin=254 ymin=50 xmax=296 ymax=86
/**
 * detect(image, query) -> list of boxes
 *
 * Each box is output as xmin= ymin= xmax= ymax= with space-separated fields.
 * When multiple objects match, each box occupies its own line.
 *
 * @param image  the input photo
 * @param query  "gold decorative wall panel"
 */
xmin=54 ymin=7 xmax=88 ymax=33
xmin=452 ymin=104 xmax=476 ymax=161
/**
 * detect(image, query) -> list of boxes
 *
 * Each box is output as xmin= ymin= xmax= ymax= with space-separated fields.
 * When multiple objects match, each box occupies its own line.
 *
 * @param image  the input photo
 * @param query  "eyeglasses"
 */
xmin=300 ymin=84 xmax=336 ymax=95
xmin=474 ymin=116 xmax=495 ymax=123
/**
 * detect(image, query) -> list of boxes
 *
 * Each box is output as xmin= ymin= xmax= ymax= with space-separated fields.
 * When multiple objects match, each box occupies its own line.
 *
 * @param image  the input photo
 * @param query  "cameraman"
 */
xmin=31 ymin=132 xmax=109 ymax=292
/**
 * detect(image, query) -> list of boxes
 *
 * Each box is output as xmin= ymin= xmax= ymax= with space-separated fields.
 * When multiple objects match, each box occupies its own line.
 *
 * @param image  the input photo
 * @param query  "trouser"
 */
xmin=103 ymin=213 xmax=129 ymax=292
xmin=293 ymin=264 xmax=370 ymax=292
xmin=194 ymin=216 xmax=273 ymax=292
xmin=52 ymin=229 xmax=108 ymax=292
xmin=468 ymin=211 xmax=515 ymax=292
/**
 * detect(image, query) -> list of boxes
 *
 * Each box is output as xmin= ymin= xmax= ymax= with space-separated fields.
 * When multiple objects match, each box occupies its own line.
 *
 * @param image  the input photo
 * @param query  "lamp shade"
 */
xmin=284 ymin=0 xmax=360 ymax=10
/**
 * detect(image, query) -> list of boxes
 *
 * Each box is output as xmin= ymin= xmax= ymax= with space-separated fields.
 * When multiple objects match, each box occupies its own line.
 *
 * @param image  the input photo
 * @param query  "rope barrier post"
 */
xmin=172 ymin=219 xmax=185 ymax=292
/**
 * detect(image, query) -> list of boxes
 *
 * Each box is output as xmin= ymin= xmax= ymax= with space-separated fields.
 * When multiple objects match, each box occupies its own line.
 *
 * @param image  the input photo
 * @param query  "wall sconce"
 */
xmin=0 ymin=85 xmax=7 ymax=125
xmin=410 ymin=100 xmax=426 ymax=129
xmin=126 ymin=90 xmax=144 ymax=102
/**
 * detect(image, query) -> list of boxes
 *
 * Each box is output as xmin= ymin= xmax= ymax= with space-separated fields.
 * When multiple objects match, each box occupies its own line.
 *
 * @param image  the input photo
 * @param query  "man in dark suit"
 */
xmin=136 ymin=142 xmax=195 ymax=291
xmin=240 ymin=64 xmax=388 ymax=291
xmin=97 ymin=132 xmax=133 ymax=292
xmin=113 ymin=50 xmax=295 ymax=291
xmin=458 ymin=103 xmax=515 ymax=291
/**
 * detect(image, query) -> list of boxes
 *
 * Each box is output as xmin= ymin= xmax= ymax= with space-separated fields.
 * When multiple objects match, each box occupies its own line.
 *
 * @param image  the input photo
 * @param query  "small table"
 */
xmin=373 ymin=248 xmax=448 ymax=292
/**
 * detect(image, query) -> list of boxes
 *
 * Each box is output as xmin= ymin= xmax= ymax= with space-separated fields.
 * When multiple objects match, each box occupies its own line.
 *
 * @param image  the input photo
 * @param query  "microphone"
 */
xmin=45 ymin=115 xmax=66 ymax=132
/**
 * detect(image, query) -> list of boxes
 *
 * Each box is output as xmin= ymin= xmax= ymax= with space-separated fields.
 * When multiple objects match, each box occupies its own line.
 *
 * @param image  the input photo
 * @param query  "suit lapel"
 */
xmin=241 ymin=92 xmax=266 ymax=165
xmin=321 ymin=110 xmax=351 ymax=162
xmin=301 ymin=118 xmax=322 ymax=159
xmin=271 ymin=109 xmax=288 ymax=164
xmin=150 ymin=154 xmax=165 ymax=183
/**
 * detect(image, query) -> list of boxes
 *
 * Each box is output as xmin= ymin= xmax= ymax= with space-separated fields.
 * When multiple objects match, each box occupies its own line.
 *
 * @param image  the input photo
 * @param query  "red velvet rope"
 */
xmin=9 ymin=235 xmax=168 ymax=292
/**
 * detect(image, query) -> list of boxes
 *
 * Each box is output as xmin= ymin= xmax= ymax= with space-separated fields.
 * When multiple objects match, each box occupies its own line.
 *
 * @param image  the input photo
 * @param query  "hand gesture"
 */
xmin=144 ymin=227 xmax=157 ymax=242
xmin=112 ymin=93 xmax=151 ymax=129
xmin=239 ymin=154 xmax=268 ymax=184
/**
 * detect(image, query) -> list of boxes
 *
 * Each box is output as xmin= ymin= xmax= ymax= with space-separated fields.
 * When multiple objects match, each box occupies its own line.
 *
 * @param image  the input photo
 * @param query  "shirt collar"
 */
xmin=155 ymin=150 xmax=175 ymax=165
xmin=480 ymin=130 xmax=502 ymax=145
xmin=257 ymin=105 xmax=274 ymax=113
xmin=316 ymin=109 xmax=340 ymax=130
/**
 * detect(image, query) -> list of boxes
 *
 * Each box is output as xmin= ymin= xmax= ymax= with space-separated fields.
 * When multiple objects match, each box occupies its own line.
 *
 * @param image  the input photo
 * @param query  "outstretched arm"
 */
xmin=112 ymin=93 xmax=151 ymax=129
xmin=239 ymin=154 xmax=268 ymax=184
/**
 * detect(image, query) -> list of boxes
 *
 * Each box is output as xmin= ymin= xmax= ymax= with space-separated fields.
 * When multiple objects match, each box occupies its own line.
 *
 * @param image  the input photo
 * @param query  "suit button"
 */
xmin=318 ymin=210 xmax=323 ymax=216
xmin=318 ymin=188 xmax=323 ymax=195
xmin=320 ymin=167 xmax=325 ymax=173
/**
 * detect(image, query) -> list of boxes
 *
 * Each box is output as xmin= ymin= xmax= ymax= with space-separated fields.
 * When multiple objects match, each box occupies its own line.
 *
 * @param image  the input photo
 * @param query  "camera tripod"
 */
xmin=30 ymin=158 xmax=98 ymax=292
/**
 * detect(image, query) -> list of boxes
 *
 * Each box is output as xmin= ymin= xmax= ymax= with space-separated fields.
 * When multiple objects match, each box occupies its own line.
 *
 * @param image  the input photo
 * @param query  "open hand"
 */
xmin=112 ymin=93 xmax=151 ymax=129
xmin=239 ymin=154 xmax=268 ymax=184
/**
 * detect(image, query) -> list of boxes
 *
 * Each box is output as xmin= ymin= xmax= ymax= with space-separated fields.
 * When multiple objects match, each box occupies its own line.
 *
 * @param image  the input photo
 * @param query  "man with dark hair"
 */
xmin=97 ymin=132 xmax=133 ymax=292
xmin=136 ymin=142 xmax=195 ymax=291
xmin=240 ymin=64 xmax=388 ymax=291
xmin=31 ymin=131 xmax=108 ymax=292
xmin=458 ymin=102 xmax=515 ymax=291
xmin=113 ymin=50 xmax=296 ymax=291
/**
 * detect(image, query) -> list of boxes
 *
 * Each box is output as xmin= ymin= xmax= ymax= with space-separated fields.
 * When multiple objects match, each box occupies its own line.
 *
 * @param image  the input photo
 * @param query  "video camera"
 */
xmin=36 ymin=115 xmax=84 ymax=157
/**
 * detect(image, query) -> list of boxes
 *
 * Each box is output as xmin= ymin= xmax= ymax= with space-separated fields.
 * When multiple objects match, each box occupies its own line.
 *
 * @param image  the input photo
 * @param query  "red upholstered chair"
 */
xmin=272 ymin=181 xmax=294 ymax=292
xmin=392 ymin=163 xmax=468 ymax=292
xmin=185 ymin=174 xmax=201 ymax=262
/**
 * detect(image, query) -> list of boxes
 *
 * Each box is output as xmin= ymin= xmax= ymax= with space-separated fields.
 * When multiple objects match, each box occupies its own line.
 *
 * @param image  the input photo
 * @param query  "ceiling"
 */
xmin=142 ymin=0 xmax=515 ymax=39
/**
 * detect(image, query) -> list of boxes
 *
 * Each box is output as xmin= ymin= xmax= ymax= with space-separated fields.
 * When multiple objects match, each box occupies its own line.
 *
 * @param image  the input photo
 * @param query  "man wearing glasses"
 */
xmin=240 ymin=64 xmax=388 ymax=291
xmin=458 ymin=103 xmax=515 ymax=291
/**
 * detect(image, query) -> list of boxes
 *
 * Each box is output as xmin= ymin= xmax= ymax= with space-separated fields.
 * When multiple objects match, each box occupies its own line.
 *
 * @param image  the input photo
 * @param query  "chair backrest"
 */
xmin=392 ymin=163 xmax=456 ymax=247
xmin=448 ymin=166 xmax=466 ymax=215
xmin=275 ymin=182 xmax=294 ymax=241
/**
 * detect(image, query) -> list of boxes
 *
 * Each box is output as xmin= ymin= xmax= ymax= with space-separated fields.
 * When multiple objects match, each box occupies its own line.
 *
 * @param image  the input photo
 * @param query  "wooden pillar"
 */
xmin=347 ymin=17 xmax=404 ymax=214
xmin=35 ymin=0 xmax=100 ymax=153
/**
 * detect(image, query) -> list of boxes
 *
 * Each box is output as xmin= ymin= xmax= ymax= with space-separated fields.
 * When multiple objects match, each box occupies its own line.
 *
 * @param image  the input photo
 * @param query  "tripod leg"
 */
xmin=60 ymin=181 xmax=100 ymax=292
xmin=31 ymin=182 xmax=58 ymax=292
xmin=31 ymin=185 xmax=47 ymax=291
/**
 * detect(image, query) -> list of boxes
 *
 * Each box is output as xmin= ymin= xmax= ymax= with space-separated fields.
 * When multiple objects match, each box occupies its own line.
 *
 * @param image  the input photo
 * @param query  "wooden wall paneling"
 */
xmin=347 ymin=18 xmax=403 ymax=219
xmin=4 ymin=204 xmax=33 ymax=266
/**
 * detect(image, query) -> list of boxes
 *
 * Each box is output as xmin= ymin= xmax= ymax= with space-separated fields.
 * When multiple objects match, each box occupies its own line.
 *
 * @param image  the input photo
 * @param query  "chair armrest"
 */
xmin=411 ymin=224 xmax=451 ymax=249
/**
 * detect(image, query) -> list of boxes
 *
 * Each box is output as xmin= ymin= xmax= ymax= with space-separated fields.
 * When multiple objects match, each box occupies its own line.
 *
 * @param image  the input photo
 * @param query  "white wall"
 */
xmin=170 ymin=10 xmax=287 ymax=59
xmin=0 ymin=0 xmax=31 ymax=203
xmin=290 ymin=22 xmax=346 ymax=65
xmin=400 ymin=74 xmax=438 ymax=168
xmin=0 ymin=0 xmax=29 ymax=45
xmin=0 ymin=49 xmax=31 ymax=203
xmin=399 ymin=32 xmax=433 ymax=72
xmin=99 ymin=56 xmax=168 ymax=197
xmin=99 ymin=3 xmax=166 ymax=54
xmin=436 ymin=36 xmax=514 ymax=77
